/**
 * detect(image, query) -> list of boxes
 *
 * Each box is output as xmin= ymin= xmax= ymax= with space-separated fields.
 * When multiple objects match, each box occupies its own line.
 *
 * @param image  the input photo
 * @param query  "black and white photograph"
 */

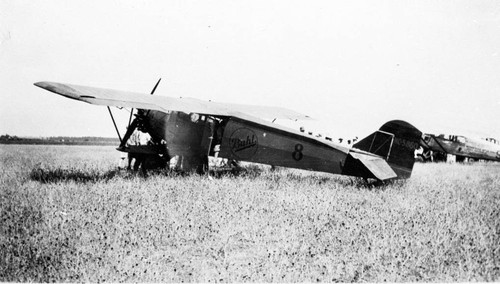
xmin=1 ymin=0 xmax=499 ymax=282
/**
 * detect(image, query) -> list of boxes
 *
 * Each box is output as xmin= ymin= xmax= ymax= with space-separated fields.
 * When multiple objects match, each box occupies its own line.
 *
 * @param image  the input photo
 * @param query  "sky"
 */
xmin=1 ymin=0 xmax=499 ymax=140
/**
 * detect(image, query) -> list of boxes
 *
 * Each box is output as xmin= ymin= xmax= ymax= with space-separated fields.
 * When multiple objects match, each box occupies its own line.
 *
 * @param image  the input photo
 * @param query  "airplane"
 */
xmin=420 ymin=133 xmax=500 ymax=162
xmin=34 ymin=80 xmax=422 ymax=181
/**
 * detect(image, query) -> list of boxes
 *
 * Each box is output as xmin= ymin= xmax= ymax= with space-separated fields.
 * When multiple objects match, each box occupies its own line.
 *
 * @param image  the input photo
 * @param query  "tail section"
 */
xmin=352 ymin=120 xmax=422 ymax=179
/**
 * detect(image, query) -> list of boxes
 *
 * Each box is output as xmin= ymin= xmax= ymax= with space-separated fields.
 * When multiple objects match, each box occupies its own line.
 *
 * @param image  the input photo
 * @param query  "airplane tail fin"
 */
xmin=347 ymin=120 xmax=422 ymax=179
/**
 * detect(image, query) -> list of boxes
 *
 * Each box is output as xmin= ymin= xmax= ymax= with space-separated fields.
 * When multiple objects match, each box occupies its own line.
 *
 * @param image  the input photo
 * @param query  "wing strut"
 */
xmin=107 ymin=106 xmax=122 ymax=143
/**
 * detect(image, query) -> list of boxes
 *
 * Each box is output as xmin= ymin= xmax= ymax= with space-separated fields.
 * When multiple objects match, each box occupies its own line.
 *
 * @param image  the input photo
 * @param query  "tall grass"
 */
xmin=1 ymin=145 xmax=499 ymax=282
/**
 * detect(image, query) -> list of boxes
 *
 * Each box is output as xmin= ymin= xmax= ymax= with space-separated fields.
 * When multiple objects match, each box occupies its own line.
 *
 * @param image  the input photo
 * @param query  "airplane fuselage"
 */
xmin=143 ymin=109 xmax=355 ymax=175
xmin=141 ymin=110 xmax=419 ymax=180
xmin=422 ymin=134 xmax=500 ymax=162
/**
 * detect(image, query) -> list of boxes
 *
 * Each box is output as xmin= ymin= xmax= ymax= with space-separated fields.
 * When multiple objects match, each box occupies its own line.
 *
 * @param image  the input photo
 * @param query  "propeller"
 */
xmin=128 ymin=78 xmax=162 ymax=129
xmin=119 ymin=78 xmax=162 ymax=149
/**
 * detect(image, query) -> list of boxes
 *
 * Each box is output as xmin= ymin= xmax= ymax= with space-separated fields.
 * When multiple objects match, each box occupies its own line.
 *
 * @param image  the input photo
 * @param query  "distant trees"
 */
xmin=0 ymin=134 xmax=20 ymax=141
xmin=0 ymin=134 xmax=119 ymax=145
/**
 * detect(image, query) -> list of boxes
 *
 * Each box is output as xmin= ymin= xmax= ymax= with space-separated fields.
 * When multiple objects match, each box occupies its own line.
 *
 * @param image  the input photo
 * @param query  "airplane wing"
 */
xmin=34 ymin=81 xmax=312 ymax=121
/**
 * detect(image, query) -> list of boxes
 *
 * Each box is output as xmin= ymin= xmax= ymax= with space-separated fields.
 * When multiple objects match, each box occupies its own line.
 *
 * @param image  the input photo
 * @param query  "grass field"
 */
xmin=1 ymin=144 xmax=499 ymax=282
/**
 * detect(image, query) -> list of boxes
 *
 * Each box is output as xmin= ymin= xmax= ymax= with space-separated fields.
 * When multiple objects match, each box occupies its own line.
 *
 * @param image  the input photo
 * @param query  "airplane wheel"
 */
xmin=197 ymin=155 xmax=209 ymax=174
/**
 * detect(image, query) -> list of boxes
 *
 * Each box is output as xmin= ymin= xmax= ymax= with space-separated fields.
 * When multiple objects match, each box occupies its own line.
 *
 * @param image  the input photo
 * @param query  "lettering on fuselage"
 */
xmin=229 ymin=128 xmax=258 ymax=159
xmin=393 ymin=137 xmax=420 ymax=150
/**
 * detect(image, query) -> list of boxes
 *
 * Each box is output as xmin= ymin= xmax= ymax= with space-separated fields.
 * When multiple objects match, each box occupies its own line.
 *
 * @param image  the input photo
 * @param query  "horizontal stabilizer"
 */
xmin=342 ymin=152 xmax=397 ymax=181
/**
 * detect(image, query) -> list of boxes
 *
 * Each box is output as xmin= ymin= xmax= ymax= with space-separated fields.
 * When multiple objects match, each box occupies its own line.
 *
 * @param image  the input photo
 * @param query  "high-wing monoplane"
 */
xmin=420 ymin=133 xmax=500 ymax=162
xmin=34 ymin=80 xmax=422 ymax=181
